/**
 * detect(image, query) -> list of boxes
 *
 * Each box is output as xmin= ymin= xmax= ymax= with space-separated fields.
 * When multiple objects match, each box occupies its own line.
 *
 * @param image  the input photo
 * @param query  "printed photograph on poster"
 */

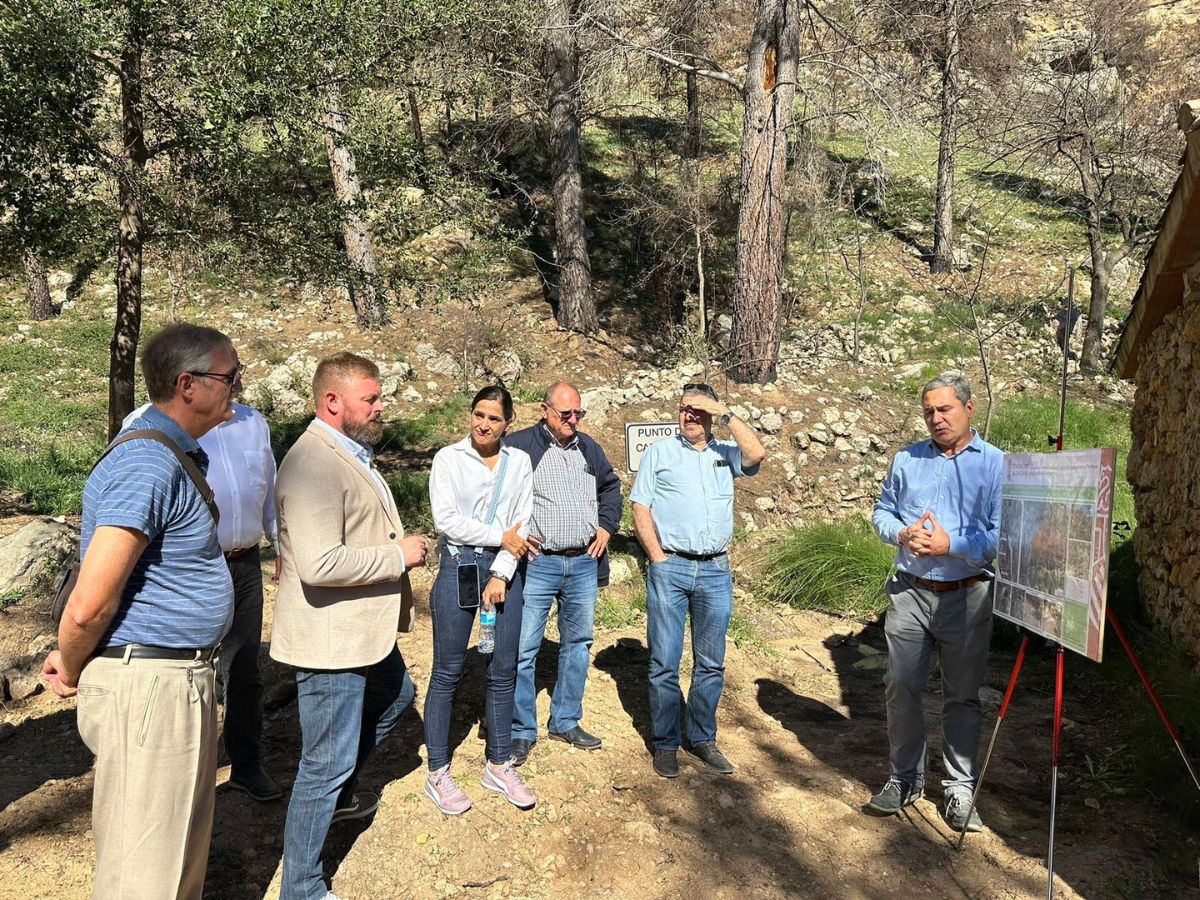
xmin=994 ymin=448 xmax=1117 ymax=662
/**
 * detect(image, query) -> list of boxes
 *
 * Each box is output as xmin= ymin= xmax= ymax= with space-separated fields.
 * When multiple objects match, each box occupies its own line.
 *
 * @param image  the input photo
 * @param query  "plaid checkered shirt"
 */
xmin=529 ymin=424 xmax=600 ymax=551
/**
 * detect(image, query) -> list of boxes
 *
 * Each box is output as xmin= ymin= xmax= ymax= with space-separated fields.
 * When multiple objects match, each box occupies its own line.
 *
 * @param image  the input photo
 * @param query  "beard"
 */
xmin=345 ymin=415 xmax=384 ymax=447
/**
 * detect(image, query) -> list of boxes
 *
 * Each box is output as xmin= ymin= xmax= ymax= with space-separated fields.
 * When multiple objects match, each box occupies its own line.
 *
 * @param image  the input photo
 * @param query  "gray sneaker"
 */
xmin=866 ymin=776 xmax=922 ymax=815
xmin=943 ymin=794 xmax=983 ymax=832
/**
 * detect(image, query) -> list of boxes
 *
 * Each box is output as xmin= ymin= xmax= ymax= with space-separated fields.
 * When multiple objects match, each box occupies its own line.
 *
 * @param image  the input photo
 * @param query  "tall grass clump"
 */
xmin=0 ymin=443 xmax=103 ymax=515
xmin=758 ymin=517 xmax=895 ymax=618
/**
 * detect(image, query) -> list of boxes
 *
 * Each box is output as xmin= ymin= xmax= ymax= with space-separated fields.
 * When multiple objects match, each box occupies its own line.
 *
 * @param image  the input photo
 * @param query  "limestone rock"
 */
xmin=0 ymin=519 xmax=76 ymax=597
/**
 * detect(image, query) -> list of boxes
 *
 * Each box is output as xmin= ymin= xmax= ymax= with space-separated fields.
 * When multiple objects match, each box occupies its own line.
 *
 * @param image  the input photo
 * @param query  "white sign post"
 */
xmin=625 ymin=421 xmax=679 ymax=472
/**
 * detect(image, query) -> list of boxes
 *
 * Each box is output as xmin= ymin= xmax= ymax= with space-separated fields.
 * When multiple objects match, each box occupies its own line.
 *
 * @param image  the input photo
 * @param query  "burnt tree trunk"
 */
xmin=110 ymin=27 xmax=148 ymax=440
xmin=681 ymin=0 xmax=702 ymax=159
xmin=727 ymin=0 xmax=802 ymax=383
xmin=546 ymin=0 xmax=598 ymax=334
xmin=931 ymin=0 xmax=960 ymax=273
xmin=1078 ymin=135 xmax=1108 ymax=371
xmin=323 ymin=88 xmax=386 ymax=329
xmin=24 ymin=247 xmax=52 ymax=321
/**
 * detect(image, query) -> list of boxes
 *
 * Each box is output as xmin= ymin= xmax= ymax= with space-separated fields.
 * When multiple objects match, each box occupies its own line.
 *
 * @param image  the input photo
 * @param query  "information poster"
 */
xmin=994 ymin=448 xmax=1116 ymax=662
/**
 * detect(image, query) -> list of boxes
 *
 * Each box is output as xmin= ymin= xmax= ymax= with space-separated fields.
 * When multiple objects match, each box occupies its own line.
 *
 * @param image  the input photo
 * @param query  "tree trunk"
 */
xmin=931 ymin=0 xmax=960 ymax=274
xmin=322 ymin=88 xmax=386 ymax=329
xmin=24 ymin=247 xmax=52 ymax=321
xmin=727 ymin=0 xmax=802 ymax=383
xmin=1078 ymin=137 xmax=1107 ymax=371
xmin=681 ymin=0 xmax=702 ymax=159
xmin=110 ymin=29 xmax=148 ymax=440
xmin=546 ymin=0 xmax=598 ymax=334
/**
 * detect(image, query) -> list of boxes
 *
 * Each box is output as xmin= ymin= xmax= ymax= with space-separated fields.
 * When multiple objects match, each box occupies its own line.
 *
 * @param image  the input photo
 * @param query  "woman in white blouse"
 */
xmin=424 ymin=385 xmax=538 ymax=814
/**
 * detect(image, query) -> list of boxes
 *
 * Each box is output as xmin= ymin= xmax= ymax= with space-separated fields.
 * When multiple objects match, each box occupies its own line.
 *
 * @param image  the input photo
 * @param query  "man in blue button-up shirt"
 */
xmin=868 ymin=372 xmax=1002 ymax=834
xmin=631 ymin=383 xmax=765 ymax=779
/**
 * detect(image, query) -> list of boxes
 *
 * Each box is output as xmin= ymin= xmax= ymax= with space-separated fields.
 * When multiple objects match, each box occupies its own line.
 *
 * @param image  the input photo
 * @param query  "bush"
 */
xmin=0 ymin=443 xmax=103 ymax=515
xmin=757 ymin=517 xmax=895 ymax=618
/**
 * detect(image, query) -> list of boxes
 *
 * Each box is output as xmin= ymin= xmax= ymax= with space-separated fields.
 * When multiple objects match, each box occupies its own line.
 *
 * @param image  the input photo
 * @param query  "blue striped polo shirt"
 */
xmin=84 ymin=405 xmax=234 ymax=650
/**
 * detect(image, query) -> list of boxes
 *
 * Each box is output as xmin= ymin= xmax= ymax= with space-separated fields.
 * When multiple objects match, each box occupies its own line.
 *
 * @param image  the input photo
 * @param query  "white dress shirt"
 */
xmin=124 ymin=401 xmax=278 ymax=554
xmin=429 ymin=436 xmax=533 ymax=582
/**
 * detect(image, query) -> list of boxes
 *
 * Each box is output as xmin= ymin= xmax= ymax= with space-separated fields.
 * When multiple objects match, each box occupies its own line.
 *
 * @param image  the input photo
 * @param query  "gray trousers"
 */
xmin=883 ymin=571 xmax=992 ymax=798
xmin=218 ymin=546 xmax=266 ymax=775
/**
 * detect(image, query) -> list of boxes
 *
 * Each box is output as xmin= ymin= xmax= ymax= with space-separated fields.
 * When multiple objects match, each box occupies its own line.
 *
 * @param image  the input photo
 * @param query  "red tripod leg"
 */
xmin=1046 ymin=644 xmax=1064 ymax=900
xmin=956 ymin=634 xmax=1030 ymax=850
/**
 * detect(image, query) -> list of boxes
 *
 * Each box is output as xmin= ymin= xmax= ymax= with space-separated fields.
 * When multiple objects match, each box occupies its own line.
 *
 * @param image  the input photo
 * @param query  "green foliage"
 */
xmin=388 ymin=471 xmax=432 ymax=533
xmin=380 ymin=394 xmax=471 ymax=450
xmin=0 ymin=442 xmax=102 ymax=515
xmin=595 ymin=588 xmax=647 ymax=630
xmin=757 ymin=517 xmax=895 ymax=618
xmin=988 ymin=395 xmax=1134 ymax=526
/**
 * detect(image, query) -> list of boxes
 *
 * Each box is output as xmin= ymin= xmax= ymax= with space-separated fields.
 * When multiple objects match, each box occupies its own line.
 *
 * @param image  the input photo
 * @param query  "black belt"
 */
xmin=669 ymin=550 xmax=727 ymax=562
xmin=902 ymin=572 xmax=989 ymax=593
xmin=224 ymin=546 xmax=256 ymax=560
xmin=542 ymin=547 xmax=588 ymax=557
xmin=94 ymin=644 xmax=219 ymax=662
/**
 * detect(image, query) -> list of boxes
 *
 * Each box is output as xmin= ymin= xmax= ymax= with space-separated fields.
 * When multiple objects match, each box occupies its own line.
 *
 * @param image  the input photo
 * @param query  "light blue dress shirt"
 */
xmin=872 ymin=430 xmax=1003 ymax=581
xmin=630 ymin=434 xmax=759 ymax=556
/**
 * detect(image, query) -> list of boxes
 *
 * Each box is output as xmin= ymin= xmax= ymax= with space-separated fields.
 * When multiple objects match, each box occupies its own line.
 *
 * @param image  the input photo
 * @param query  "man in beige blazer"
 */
xmin=272 ymin=351 xmax=429 ymax=900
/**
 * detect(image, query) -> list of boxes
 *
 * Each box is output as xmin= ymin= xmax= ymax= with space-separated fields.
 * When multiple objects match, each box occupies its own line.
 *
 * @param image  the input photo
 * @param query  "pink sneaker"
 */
xmin=424 ymin=765 xmax=472 ymax=815
xmin=481 ymin=760 xmax=536 ymax=810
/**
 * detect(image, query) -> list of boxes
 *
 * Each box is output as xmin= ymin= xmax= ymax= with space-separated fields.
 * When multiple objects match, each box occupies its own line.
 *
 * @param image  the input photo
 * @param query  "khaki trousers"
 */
xmin=76 ymin=653 xmax=219 ymax=900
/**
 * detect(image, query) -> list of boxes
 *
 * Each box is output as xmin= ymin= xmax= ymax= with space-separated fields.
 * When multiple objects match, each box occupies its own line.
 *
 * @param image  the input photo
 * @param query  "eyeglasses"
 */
xmin=681 ymin=382 xmax=718 ymax=401
xmin=189 ymin=364 xmax=246 ymax=387
xmin=545 ymin=404 xmax=586 ymax=421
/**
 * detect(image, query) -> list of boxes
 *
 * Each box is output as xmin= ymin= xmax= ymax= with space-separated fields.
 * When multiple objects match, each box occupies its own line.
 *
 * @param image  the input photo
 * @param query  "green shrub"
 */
xmin=0 ymin=443 xmax=102 ymax=515
xmin=757 ymin=517 xmax=895 ymax=618
xmin=388 ymin=472 xmax=432 ymax=533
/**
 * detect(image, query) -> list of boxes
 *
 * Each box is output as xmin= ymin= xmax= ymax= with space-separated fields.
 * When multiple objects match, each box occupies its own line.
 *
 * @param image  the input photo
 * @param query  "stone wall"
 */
xmin=1127 ymin=260 xmax=1200 ymax=660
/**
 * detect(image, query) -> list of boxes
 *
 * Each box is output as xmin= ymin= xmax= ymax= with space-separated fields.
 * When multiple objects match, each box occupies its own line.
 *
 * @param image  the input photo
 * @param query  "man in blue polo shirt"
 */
xmin=44 ymin=323 xmax=238 ymax=900
xmin=868 ymin=371 xmax=1002 ymax=834
xmin=630 ymin=383 xmax=766 ymax=779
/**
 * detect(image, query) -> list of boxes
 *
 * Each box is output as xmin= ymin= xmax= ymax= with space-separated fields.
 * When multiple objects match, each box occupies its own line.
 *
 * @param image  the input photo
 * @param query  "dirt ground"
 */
xmin=1 ymin=551 xmax=1196 ymax=900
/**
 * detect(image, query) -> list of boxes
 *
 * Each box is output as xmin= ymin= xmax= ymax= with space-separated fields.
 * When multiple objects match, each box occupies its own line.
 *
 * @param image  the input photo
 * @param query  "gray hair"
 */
xmin=921 ymin=371 xmax=972 ymax=406
xmin=542 ymin=381 xmax=580 ymax=404
xmin=141 ymin=323 xmax=233 ymax=403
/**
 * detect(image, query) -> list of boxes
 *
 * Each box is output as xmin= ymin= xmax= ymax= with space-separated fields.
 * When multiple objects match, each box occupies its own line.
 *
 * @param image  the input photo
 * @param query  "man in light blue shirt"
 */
xmin=631 ymin=383 xmax=765 ymax=779
xmin=868 ymin=372 xmax=1002 ymax=834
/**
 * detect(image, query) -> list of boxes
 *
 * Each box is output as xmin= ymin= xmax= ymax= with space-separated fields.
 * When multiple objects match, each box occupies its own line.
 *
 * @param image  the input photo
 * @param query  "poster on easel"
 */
xmin=994 ymin=448 xmax=1117 ymax=663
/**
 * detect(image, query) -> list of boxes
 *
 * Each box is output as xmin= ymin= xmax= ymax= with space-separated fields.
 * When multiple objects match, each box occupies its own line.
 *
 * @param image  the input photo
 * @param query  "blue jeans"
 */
xmin=512 ymin=552 xmax=598 ymax=742
xmin=646 ymin=554 xmax=733 ymax=749
xmin=424 ymin=546 xmax=524 ymax=770
xmin=281 ymin=645 xmax=414 ymax=900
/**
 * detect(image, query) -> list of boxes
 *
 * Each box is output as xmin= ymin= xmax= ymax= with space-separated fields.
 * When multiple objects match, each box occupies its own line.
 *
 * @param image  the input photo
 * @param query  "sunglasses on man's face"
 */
xmin=546 ymin=405 xmax=586 ymax=421
xmin=189 ymin=364 xmax=246 ymax=388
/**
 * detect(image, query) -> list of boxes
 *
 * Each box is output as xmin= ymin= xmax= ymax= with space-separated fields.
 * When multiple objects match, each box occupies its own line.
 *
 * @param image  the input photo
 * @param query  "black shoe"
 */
xmin=686 ymin=741 xmax=735 ymax=775
xmin=227 ymin=765 xmax=283 ymax=802
xmin=548 ymin=725 xmax=603 ymax=751
xmin=943 ymin=794 xmax=983 ymax=833
xmin=331 ymin=790 xmax=380 ymax=823
xmin=866 ymin=777 xmax=923 ymax=816
xmin=510 ymin=738 xmax=535 ymax=767
xmin=653 ymin=748 xmax=680 ymax=778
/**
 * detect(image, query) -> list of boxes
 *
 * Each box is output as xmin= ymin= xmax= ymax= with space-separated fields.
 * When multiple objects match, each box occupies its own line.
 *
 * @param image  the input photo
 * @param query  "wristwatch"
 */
xmin=716 ymin=412 xmax=734 ymax=428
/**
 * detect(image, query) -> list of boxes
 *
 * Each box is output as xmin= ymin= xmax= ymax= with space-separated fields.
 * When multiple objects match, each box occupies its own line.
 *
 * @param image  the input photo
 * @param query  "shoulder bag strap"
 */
xmin=93 ymin=428 xmax=220 ymax=526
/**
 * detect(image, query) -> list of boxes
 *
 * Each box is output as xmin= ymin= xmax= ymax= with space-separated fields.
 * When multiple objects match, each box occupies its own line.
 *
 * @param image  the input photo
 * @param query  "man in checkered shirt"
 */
xmin=505 ymin=382 xmax=623 ymax=765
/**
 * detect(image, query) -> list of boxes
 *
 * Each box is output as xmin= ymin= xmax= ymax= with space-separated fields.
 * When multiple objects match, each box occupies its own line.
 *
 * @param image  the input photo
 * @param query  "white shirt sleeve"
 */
xmin=429 ymin=448 xmax=505 ymax=549
xmin=490 ymin=454 xmax=533 ymax=582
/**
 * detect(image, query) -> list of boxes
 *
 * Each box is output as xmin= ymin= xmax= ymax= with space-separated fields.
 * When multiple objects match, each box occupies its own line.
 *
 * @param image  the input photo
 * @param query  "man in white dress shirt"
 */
xmin=124 ymin=395 xmax=283 ymax=801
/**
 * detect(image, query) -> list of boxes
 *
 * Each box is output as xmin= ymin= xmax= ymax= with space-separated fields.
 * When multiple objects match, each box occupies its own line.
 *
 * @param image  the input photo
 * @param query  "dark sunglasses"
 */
xmin=545 ymin=404 xmax=586 ymax=421
xmin=189 ymin=364 xmax=246 ymax=387
xmin=681 ymin=382 xmax=718 ymax=401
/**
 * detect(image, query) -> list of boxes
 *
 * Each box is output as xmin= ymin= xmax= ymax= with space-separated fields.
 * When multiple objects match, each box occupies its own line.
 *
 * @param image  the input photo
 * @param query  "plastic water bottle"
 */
xmin=478 ymin=605 xmax=496 ymax=654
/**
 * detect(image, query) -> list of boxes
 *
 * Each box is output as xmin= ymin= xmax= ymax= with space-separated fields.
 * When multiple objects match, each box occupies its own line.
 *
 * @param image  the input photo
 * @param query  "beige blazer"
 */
xmin=270 ymin=420 xmax=415 ymax=669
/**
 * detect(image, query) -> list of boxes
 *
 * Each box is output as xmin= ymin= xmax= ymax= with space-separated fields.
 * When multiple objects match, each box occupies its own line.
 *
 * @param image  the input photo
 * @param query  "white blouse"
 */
xmin=429 ymin=437 xmax=533 ymax=581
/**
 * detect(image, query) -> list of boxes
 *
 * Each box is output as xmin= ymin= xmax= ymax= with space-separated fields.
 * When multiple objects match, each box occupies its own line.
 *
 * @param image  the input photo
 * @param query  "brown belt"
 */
xmin=903 ymin=572 xmax=989 ymax=593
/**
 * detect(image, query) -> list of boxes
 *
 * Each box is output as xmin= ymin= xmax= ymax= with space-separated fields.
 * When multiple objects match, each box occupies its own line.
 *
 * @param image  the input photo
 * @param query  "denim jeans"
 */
xmin=883 ymin=572 xmax=993 ymax=799
xmin=646 ymin=553 xmax=733 ymax=749
xmin=281 ymin=645 xmax=414 ymax=900
xmin=218 ymin=546 xmax=265 ymax=776
xmin=424 ymin=546 xmax=524 ymax=770
xmin=512 ymin=552 xmax=598 ymax=742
